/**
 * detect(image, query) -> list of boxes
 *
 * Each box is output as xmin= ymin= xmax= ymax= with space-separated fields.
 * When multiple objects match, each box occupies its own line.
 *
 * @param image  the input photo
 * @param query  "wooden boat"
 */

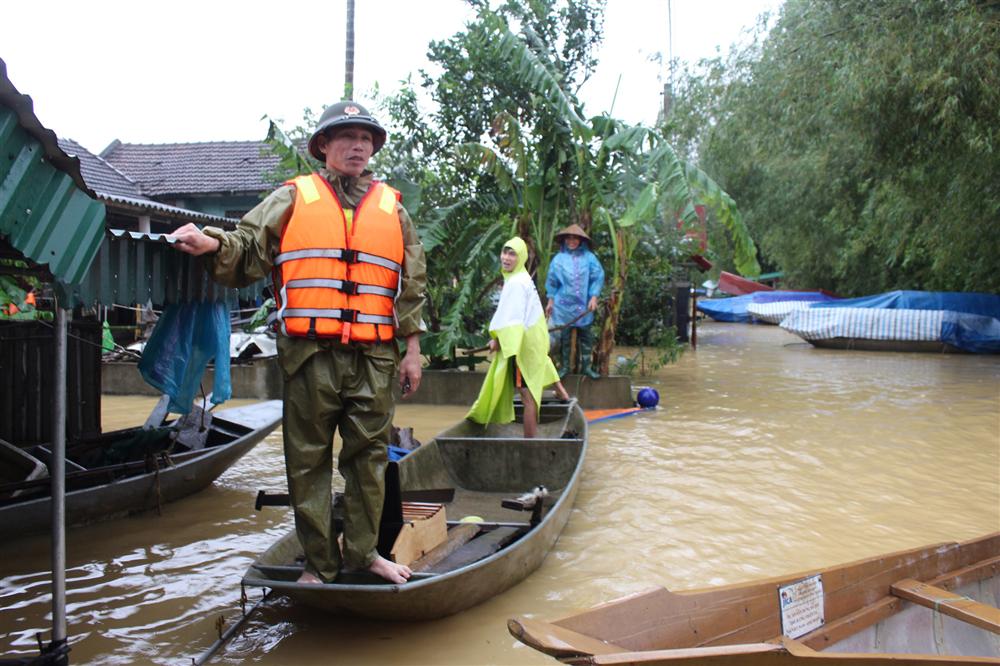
xmin=509 ymin=532 xmax=1000 ymax=664
xmin=242 ymin=398 xmax=587 ymax=620
xmin=0 ymin=399 xmax=282 ymax=539
xmin=780 ymin=291 xmax=1000 ymax=354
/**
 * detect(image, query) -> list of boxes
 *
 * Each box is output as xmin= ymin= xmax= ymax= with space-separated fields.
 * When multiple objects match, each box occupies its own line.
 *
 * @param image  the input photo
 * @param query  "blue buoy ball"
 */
xmin=636 ymin=387 xmax=660 ymax=408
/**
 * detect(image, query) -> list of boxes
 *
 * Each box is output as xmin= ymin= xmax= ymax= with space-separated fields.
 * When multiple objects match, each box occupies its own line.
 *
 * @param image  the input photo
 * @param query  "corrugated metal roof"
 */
xmin=0 ymin=58 xmax=106 ymax=287
xmin=62 ymin=229 xmax=266 ymax=308
xmin=98 ymin=193 xmax=233 ymax=225
xmin=101 ymin=140 xmax=282 ymax=196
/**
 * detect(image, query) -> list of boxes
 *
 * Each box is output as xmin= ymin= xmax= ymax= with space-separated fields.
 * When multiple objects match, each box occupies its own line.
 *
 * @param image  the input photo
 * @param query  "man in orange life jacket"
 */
xmin=171 ymin=101 xmax=426 ymax=585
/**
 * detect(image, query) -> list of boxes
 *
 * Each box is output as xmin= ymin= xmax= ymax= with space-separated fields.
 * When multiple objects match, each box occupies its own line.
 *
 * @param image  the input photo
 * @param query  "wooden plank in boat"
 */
xmin=425 ymin=526 xmax=521 ymax=573
xmin=890 ymin=579 xmax=1000 ymax=634
xmin=411 ymin=523 xmax=481 ymax=573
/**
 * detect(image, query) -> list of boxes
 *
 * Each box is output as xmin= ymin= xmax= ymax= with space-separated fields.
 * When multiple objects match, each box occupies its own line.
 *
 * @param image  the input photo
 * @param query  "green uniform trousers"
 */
xmin=282 ymin=345 xmax=397 ymax=582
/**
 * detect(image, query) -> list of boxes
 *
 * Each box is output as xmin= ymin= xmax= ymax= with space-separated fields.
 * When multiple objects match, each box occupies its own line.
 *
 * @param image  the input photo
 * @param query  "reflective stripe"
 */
xmin=275 ymin=249 xmax=346 ymax=265
xmin=285 ymin=278 xmax=396 ymax=298
xmin=355 ymin=251 xmax=402 ymax=272
xmin=280 ymin=308 xmax=394 ymax=326
xmin=275 ymin=248 xmax=402 ymax=272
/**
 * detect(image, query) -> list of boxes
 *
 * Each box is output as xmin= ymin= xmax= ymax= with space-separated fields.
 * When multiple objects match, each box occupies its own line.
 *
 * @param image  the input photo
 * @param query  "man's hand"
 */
xmin=398 ymin=334 xmax=422 ymax=399
xmin=545 ymin=298 xmax=554 ymax=318
xmin=171 ymin=223 xmax=220 ymax=256
xmin=587 ymin=296 xmax=599 ymax=312
xmin=488 ymin=338 xmax=498 ymax=353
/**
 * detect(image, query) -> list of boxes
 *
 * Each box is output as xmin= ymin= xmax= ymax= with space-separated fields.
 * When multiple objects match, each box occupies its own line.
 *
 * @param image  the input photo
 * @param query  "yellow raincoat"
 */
xmin=467 ymin=237 xmax=560 ymax=424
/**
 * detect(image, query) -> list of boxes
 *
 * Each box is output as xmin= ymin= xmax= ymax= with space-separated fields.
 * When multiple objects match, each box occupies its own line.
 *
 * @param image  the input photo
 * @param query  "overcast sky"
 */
xmin=3 ymin=0 xmax=781 ymax=153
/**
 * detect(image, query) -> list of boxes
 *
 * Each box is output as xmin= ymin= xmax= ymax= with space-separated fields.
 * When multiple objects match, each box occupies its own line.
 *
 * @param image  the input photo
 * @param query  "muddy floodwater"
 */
xmin=1 ymin=322 xmax=998 ymax=665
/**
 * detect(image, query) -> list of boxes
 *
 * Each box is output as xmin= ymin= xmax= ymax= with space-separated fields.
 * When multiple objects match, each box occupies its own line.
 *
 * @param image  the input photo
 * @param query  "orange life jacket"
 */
xmin=272 ymin=174 xmax=403 ymax=343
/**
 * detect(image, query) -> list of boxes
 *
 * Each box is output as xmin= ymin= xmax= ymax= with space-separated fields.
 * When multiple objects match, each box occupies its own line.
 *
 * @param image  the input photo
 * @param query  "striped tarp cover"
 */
xmin=746 ymin=300 xmax=813 ymax=325
xmin=780 ymin=307 xmax=943 ymax=342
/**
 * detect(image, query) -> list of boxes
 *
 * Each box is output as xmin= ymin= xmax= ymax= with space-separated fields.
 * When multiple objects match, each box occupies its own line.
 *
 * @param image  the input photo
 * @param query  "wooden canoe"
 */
xmin=242 ymin=399 xmax=588 ymax=620
xmin=509 ymin=532 xmax=1000 ymax=664
xmin=0 ymin=399 xmax=282 ymax=539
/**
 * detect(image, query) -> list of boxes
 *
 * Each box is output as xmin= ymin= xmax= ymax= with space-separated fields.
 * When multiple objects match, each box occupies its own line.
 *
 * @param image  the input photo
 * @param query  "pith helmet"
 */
xmin=308 ymin=101 xmax=387 ymax=161
xmin=555 ymin=223 xmax=592 ymax=244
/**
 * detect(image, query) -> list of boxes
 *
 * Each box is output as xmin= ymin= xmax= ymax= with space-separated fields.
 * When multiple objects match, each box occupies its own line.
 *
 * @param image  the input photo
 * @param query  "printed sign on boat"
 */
xmin=779 ymin=573 xmax=825 ymax=638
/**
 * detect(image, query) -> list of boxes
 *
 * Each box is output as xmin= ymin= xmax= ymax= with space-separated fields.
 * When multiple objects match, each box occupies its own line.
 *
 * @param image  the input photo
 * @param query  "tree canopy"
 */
xmin=266 ymin=0 xmax=760 ymax=367
xmin=668 ymin=0 xmax=1000 ymax=295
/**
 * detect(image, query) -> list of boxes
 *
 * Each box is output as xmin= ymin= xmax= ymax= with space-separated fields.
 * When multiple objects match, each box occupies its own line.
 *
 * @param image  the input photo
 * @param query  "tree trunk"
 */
xmin=596 ymin=228 xmax=628 ymax=375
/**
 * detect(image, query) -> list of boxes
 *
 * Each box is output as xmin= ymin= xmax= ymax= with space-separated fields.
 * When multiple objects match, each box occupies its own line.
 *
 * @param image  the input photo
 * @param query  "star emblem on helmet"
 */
xmin=344 ymin=105 xmax=361 ymax=116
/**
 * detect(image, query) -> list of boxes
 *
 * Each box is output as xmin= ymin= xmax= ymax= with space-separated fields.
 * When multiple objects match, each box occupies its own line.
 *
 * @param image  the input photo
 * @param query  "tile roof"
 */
xmin=101 ymin=140 xmax=283 ymax=196
xmin=57 ymin=138 xmax=142 ymax=198
xmin=56 ymin=138 xmax=232 ymax=225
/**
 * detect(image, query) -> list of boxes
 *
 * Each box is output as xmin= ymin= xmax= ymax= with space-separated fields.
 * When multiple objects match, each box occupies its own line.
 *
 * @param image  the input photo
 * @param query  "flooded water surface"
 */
xmin=1 ymin=323 xmax=998 ymax=664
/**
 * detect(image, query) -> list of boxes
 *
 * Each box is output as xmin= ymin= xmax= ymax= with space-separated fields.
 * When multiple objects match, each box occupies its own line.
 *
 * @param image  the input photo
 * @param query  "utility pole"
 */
xmin=345 ymin=0 xmax=355 ymax=100
xmin=662 ymin=0 xmax=673 ymax=120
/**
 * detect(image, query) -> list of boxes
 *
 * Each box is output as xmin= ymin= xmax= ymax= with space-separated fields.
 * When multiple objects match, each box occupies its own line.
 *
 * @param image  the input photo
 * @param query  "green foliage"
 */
xmin=263 ymin=0 xmax=759 ymax=365
xmin=260 ymin=110 xmax=323 ymax=185
xmin=668 ymin=0 xmax=1000 ymax=295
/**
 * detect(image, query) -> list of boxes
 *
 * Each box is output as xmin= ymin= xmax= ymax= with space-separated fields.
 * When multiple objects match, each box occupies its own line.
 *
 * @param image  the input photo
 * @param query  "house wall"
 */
xmin=164 ymin=194 xmax=262 ymax=221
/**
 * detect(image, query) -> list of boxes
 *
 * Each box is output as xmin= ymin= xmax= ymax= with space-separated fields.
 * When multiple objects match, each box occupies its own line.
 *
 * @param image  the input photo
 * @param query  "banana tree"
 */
xmin=484 ymin=15 xmax=761 ymax=370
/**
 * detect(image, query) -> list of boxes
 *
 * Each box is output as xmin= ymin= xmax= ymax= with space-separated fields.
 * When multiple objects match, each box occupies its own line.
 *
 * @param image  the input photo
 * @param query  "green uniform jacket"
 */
xmin=202 ymin=169 xmax=427 ymax=372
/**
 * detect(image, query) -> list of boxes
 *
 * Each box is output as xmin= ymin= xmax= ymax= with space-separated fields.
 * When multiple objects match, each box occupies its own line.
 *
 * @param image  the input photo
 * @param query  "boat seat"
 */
xmin=891 ymin=578 xmax=1000 ymax=634
xmin=28 ymin=445 xmax=87 ymax=472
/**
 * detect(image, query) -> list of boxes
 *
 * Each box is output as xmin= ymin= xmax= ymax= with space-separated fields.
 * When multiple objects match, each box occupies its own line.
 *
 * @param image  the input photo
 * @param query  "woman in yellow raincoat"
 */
xmin=467 ymin=237 xmax=569 ymax=437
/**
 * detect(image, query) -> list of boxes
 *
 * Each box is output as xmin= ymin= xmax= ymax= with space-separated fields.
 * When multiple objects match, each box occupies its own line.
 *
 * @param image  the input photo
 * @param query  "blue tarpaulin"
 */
xmin=811 ymin=290 xmax=1000 ymax=318
xmin=698 ymin=291 xmax=837 ymax=323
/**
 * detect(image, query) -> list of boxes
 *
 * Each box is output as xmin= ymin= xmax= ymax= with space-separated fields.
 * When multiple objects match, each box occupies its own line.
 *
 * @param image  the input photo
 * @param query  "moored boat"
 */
xmin=0 ymin=399 xmax=282 ymax=539
xmin=781 ymin=290 xmax=1000 ymax=353
xmin=508 ymin=532 xmax=1000 ymax=664
xmin=242 ymin=399 xmax=587 ymax=620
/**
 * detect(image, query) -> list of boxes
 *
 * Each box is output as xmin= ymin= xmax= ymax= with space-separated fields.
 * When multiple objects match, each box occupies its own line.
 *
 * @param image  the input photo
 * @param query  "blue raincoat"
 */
xmin=545 ymin=243 xmax=605 ymax=328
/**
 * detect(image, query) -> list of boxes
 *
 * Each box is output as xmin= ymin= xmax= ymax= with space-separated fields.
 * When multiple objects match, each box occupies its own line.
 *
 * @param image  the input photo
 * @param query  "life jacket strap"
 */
xmin=275 ymin=248 xmax=401 ymax=272
xmin=278 ymin=308 xmax=394 ymax=326
xmin=284 ymin=278 xmax=396 ymax=298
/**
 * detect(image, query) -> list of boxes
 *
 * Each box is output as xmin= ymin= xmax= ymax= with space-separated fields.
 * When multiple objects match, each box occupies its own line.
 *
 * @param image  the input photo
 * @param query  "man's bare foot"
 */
xmin=297 ymin=570 xmax=323 ymax=585
xmin=368 ymin=555 xmax=412 ymax=584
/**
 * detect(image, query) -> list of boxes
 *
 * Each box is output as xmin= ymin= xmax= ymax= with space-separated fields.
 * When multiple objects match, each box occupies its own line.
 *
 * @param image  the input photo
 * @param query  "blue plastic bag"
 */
xmin=138 ymin=302 xmax=232 ymax=414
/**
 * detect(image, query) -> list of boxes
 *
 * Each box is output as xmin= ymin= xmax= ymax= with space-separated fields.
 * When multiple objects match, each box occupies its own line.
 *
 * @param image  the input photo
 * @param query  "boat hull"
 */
xmin=243 ymin=401 xmax=588 ymax=620
xmin=0 ymin=400 xmax=281 ymax=539
xmin=509 ymin=532 xmax=1000 ymax=664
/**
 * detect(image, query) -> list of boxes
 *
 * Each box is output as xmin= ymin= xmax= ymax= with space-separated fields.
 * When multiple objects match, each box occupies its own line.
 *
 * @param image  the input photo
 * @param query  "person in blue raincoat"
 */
xmin=545 ymin=224 xmax=605 ymax=379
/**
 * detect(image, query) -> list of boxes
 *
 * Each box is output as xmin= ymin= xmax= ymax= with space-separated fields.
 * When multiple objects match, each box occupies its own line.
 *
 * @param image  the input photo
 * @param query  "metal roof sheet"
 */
xmin=62 ymin=229 xmax=266 ymax=308
xmin=0 ymin=58 xmax=106 ymax=287
xmin=98 ymin=193 xmax=233 ymax=224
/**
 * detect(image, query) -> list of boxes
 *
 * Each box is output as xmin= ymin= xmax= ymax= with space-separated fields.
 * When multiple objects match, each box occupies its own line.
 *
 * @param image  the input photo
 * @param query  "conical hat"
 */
xmin=554 ymin=223 xmax=592 ymax=243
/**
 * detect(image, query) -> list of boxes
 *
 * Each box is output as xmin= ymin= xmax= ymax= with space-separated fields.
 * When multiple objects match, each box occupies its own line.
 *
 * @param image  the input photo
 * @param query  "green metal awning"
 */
xmin=1 ymin=59 xmax=106 ymax=288
xmin=63 ymin=229 xmax=266 ymax=308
